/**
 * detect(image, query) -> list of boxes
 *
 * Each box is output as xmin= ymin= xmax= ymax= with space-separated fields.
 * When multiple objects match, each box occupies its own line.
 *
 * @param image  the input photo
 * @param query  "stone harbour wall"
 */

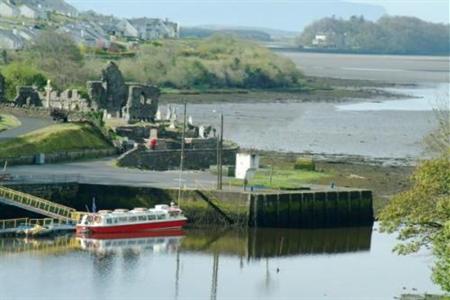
xmin=0 ymin=148 xmax=117 ymax=166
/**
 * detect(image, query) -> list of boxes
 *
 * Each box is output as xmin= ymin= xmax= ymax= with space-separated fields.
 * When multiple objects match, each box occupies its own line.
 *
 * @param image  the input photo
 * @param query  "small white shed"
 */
xmin=235 ymin=152 xmax=260 ymax=180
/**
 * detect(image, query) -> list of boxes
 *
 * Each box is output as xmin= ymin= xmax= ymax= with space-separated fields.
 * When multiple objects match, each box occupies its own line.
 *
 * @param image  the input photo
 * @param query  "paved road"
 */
xmin=0 ymin=116 xmax=53 ymax=141
xmin=6 ymin=158 xmax=222 ymax=189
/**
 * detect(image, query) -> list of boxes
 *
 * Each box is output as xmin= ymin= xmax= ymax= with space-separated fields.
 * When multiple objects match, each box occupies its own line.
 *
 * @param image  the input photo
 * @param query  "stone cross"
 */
xmin=44 ymin=80 xmax=52 ymax=108
xmin=169 ymin=108 xmax=177 ymax=129
xmin=165 ymin=106 xmax=172 ymax=120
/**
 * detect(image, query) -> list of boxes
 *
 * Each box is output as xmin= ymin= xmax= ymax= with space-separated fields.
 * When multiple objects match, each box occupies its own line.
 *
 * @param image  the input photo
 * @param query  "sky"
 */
xmin=67 ymin=0 xmax=450 ymax=31
xmin=350 ymin=0 xmax=449 ymax=24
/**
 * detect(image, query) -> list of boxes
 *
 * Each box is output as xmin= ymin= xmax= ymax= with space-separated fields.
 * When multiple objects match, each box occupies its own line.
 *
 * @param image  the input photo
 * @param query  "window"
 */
xmin=148 ymin=214 xmax=155 ymax=220
xmin=157 ymin=214 xmax=166 ymax=220
xmin=138 ymin=216 xmax=147 ymax=222
xmin=106 ymin=218 xmax=112 ymax=224
xmin=129 ymin=216 xmax=137 ymax=222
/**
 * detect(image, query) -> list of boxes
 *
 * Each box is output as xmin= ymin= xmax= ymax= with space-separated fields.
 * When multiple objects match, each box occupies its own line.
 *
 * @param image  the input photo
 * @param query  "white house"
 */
xmin=235 ymin=152 xmax=260 ymax=180
xmin=116 ymin=18 xmax=179 ymax=40
xmin=116 ymin=19 xmax=139 ymax=38
xmin=0 ymin=29 xmax=25 ymax=49
xmin=0 ymin=1 xmax=19 ymax=18
xmin=18 ymin=4 xmax=41 ymax=19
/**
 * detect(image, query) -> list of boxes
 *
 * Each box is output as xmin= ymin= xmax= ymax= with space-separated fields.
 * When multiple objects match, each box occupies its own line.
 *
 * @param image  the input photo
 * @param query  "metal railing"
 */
xmin=0 ymin=186 xmax=76 ymax=220
xmin=0 ymin=218 xmax=29 ymax=232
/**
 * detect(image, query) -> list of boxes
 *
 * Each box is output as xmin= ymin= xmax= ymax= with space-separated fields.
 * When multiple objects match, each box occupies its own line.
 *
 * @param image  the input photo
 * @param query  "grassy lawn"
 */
xmin=228 ymin=168 xmax=331 ymax=190
xmin=0 ymin=122 xmax=113 ymax=158
xmin=0 ymin=114 xmax=21 ymax=132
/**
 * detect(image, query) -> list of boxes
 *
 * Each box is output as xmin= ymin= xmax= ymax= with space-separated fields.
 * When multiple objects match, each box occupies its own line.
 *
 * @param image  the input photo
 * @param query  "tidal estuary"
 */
xmin=0 ymin=224 xmax=443 ymax=299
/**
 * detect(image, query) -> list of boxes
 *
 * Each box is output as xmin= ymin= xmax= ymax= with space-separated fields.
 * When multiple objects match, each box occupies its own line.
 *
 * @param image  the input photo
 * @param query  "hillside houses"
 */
xmin=0 ymin=0 xmax=180 ymax=49
xmin=57 ymin=22 xmax=111 ymax=48
xmin=0 ymin=0 xmax=46 ymax=19
xmin=116 ymin=18 xmax=179 ymax=40
xmin=0 ymin=29 xmax=24 ymax=49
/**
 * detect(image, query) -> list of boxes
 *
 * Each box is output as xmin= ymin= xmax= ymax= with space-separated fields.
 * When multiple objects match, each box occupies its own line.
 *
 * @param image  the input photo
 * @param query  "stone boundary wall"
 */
xmin=117 ymin=146 xmax=239 ymax=171
xmin=0 ymin=148 xmax=117 ymax=166
xmin=0 ymin=104 xmax=50 ymax=119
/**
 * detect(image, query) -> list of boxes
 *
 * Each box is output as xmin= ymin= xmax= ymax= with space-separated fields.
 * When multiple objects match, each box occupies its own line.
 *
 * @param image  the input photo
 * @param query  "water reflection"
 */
xmin=78 ymin=230 xmax=185 ymax=256
xmin=0 ymin=225 xmax=442 ymax=299
xmin=0 ymin=226 xmax=372 ymax=258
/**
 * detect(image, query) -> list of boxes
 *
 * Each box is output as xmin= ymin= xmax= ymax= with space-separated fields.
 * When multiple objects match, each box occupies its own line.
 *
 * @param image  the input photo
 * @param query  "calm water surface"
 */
xmin=0 ymin=224 xmax=442 ymax=300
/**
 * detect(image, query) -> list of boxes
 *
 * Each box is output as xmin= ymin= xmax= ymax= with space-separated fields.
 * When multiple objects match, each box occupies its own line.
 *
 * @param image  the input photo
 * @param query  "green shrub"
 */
xmin=1 ymin=62 xmax=47 ymax=100
xmin=294 ymin=157 xmax=316 ymax=171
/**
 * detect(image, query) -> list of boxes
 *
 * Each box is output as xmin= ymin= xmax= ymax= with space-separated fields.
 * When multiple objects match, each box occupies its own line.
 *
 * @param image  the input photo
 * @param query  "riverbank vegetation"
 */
xmin=298 ymin=16 xmax=450 ymax=55
xmin=0 ymin=114 xmax=21 ymax=132
xmin=0 ymin=32 xmax=304 ymax=99
xmin=380 ymin=100 xmax=450 ymax=292
xmin=0 ymin=123 xmax=113 ymax=158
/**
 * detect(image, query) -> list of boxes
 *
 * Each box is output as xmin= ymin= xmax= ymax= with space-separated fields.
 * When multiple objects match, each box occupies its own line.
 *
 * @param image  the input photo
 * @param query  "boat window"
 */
xmin=113 ymin=218 xmax=118 ymax=224
xmin=129 ymin=216 xmax=137 ymax=222
xmin=118 ymin=217 xmax=127 ymax=222
xmin=106 ymin=218 xmax=112 ymax=224
xmin=148 ymin=214 xmax=155 ymax=220
xmin=138 ymin=215 xmax=146 ymax=221
xmin=157 ymin=214 xmax=166 ymax=220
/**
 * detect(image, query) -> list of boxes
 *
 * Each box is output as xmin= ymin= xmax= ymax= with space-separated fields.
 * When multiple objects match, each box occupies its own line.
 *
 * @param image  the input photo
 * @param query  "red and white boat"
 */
xmin=76 ymin=204 xmax=187 ymax=235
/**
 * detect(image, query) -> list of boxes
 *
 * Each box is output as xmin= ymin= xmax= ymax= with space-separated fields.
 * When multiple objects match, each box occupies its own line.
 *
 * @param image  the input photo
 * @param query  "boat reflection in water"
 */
xmin=77 ymin=230 xmax=185 ymax=256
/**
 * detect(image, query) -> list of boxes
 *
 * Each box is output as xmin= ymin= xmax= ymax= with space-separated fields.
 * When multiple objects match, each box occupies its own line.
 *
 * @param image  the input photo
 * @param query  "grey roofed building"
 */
xmin=24 ymin=0 xmax=78 ymax=17
xmin=116 ymin=17 xmax=179 ymax=40
xmin=0 ymin=29 xmax=25 ymax=49
xmin=0 ymin=1 xmax=20 ymax=18
xmin=57 ymin=22 xmax=110 ymax=48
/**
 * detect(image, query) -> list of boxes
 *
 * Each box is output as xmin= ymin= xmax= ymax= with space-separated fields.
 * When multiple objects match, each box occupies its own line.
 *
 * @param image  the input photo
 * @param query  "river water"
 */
xmin=0 ymin=224 xmax=443 ymax=299
xmin=162 ymin=83 xmax=448 ymax=159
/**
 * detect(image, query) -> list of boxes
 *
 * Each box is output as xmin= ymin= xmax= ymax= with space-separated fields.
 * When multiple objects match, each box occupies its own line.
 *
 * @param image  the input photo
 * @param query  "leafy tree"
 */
xmin=298 ymin=16 xmax=450 ymax=54
xmin=1 ymin=62 xmax=47 ymax=100
xmin=380 ymin=157 xmax=450 ymax=291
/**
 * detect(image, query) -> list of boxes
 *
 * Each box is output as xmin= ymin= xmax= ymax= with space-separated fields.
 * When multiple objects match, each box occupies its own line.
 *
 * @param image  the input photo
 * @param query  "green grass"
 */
xmin=0 ymin=114 xmax=21 ymax=132
xmin=0 ymin=122 xmax=113 ymax=158
xmin=228 ymin=168 xmax=331 ymax=190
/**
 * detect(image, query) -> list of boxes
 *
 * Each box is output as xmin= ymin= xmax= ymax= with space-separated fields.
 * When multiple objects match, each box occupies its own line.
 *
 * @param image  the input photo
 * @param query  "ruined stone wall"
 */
xmin=14 ymin=86 xmax=42 ymax=107
xmin=123 ymin=84 xmax=160 ymax=122
xmin=0 ymin=72 xmax=5 ymax=103
xmin=117 ymin=145 xmax=239 ymax=171
xmin=102 ymin=61 xmax=128 ymax=116
xmin=87 ymin=81 xmax=105 ymax=110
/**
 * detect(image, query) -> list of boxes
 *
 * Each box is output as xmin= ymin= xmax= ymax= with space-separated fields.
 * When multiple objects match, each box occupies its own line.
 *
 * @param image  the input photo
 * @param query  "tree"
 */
xmin=1 ymin=62 xmax=47 ymax=101
xmin=380 ymin=155 xmax=450 ymax=291
xmin=25 ymin=30 xmax=85 ymax=90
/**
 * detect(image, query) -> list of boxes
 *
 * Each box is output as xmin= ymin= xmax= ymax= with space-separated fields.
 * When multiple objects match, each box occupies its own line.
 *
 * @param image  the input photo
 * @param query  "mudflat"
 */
xmin=279 ymin=51 xmax=450 ymax=84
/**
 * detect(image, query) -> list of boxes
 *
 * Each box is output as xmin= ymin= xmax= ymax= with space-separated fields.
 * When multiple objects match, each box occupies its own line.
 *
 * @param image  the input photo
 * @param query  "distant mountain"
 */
xmin=181 ymin=26 xmax=272 ymax=41
xmin=191 ymin=25 xmax=298 ymax=40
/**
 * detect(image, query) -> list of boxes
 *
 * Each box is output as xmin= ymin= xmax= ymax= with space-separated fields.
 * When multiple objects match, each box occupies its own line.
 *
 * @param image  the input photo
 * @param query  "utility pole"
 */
xmin=178 ymin=102 xmax=187 ymax=204
xmin=216 ymin=113 xmax=223 ymax=190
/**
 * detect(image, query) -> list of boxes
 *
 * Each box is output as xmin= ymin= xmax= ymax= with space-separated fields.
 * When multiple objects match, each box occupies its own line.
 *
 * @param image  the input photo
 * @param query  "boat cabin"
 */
xmin=80 ymin=205 xmax=183 ymax=226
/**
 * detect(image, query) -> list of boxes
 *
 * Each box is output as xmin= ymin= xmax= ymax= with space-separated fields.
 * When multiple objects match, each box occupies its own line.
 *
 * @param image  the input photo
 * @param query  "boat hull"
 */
xmin=76 ymin=219 xmax=187 ymax=234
